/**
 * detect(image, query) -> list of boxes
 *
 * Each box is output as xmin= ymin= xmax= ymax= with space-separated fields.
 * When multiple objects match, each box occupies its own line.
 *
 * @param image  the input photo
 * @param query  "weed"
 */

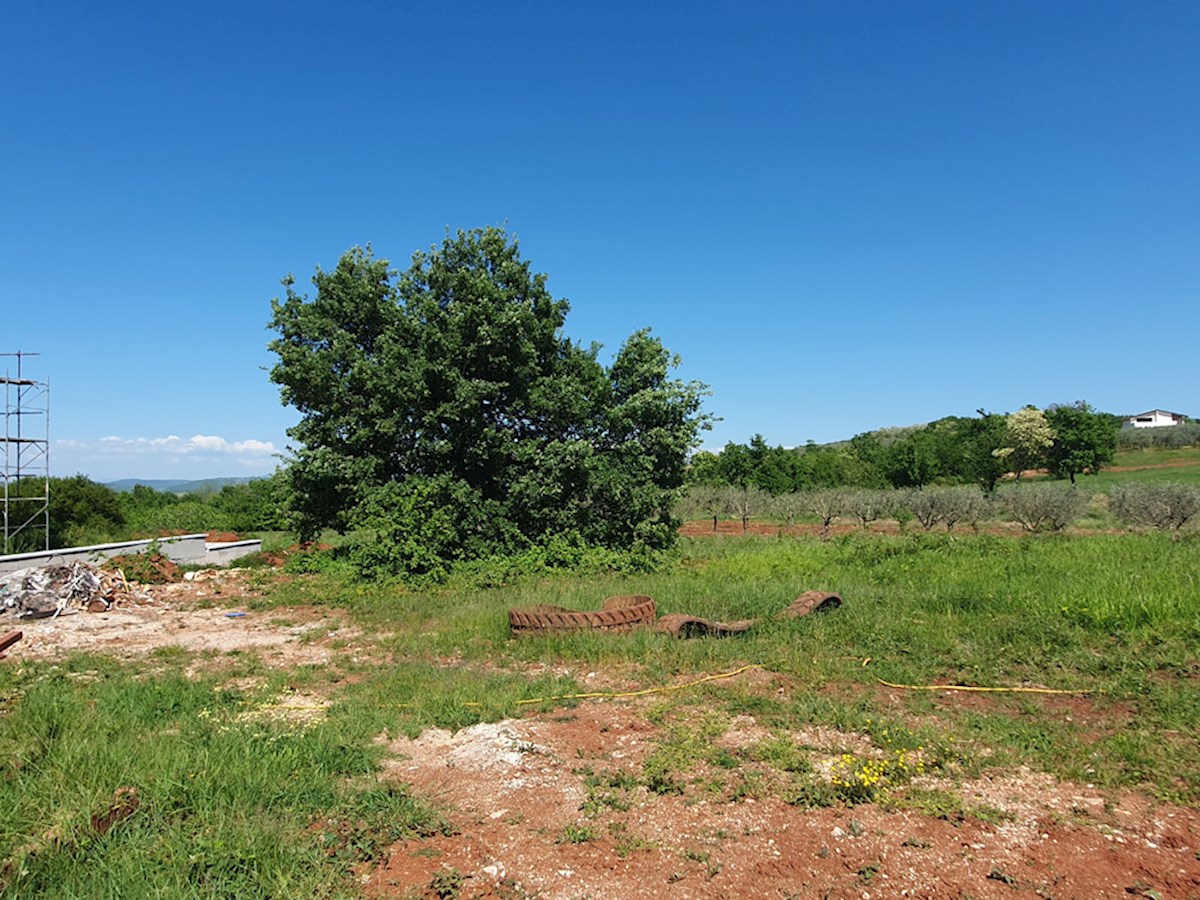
xmin=749 ymin=735 xmax=811 ymax=774
xmin=615 ymin=833 xmax=656 ymax=857
xmin=559 ymin=824 xmax=595 ymax=844
xmin=579 ymin=768 xmax=638 ymax=816
xmin=429 ymin=866 xmax=463 ymax=899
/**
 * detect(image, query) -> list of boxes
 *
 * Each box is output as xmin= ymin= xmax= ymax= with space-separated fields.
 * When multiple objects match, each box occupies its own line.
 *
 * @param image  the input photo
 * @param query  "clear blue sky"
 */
xmin=3 ymin=0 xmax=1196 ymax=481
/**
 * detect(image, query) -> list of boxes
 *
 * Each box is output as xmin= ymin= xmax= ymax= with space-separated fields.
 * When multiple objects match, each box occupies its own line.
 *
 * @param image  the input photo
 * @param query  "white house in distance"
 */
xmin=1124 ymin=409 xmax=1187 ymax=428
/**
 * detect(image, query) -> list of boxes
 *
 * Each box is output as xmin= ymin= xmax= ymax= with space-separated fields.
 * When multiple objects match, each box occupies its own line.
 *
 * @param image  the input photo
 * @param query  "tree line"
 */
xmin=688 ymin=403 xmax=1121 ymax=495
xmin=3 ymin=473 xmax=291 ymax=554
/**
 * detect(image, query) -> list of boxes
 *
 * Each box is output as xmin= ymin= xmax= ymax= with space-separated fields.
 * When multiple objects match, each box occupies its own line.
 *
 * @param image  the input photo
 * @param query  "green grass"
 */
xmin=2 ymin=530 xmax=1199 ymax=894
xmin=1082 ymin=447 xmax=1200 ymax=489
xmin=0 ymin=658 xmax=449 ymax=897
xmin=1112 ymin=447 xmax=1200 ymax=469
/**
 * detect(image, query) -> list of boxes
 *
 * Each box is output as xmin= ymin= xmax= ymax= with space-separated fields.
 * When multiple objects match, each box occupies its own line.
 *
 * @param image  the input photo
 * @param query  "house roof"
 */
xmin=1127 ymin=409 xmax=1185 ymax=419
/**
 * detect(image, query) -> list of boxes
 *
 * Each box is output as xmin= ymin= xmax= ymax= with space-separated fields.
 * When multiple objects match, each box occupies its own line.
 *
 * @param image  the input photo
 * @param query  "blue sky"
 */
xmin=3 ymin=1 xmax=1196 ymax=481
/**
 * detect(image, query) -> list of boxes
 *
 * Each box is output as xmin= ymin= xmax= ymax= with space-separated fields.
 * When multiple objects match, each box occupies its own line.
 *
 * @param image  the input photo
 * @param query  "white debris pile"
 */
xmin=0 ymin=561 xmax=153 ymax=619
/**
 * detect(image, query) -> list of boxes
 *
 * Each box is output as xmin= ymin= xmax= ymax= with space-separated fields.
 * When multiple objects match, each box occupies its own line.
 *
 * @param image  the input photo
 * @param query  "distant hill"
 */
xmin=105 ymin=476 xmax=260 ymax=495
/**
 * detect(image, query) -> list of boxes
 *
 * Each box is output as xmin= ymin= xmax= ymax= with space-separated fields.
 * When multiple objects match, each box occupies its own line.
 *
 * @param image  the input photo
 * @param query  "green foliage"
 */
xmin=269 ymin=227 xmax=710 ymax=573
xmin=347 ymin=475 xmax=506 ymax=581
xmin=6 ymin=475 xmax=126 ymax=552
xmin=209 ymin=472 xmax=294 ymax=532
xmin=1117 ymin=421 xmax=1200 ymax=450
xmin=116 ymin=475 xmax=293 ymax=539
xmin=1045 ymin=401 xmax=1119 ymax=483
xmin=558 ymin=824 xmax=596 ymax=844
xmin=686 ymin=434 xmax=883 ymax=495
xmin=958 ymin=411 xmax=1009 ymax=492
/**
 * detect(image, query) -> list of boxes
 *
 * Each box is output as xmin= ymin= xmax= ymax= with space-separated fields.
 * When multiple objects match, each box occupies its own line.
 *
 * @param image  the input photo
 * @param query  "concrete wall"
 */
xmin=0 ymin=534 xmax=261 ymax=575
xmin=204 ymin=540 xmax=263 ymax=566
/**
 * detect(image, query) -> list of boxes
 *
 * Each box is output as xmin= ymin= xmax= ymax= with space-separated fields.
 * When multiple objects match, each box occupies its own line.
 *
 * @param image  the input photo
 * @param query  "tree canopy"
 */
xmin=1045 ymin=401 xmax=1119 ymax=483
xmin=268 ymin=227 xmax=710 ymax=574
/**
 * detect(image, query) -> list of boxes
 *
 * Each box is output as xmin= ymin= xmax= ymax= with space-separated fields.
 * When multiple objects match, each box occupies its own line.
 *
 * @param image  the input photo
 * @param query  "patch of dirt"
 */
xmin=4 ymin=570 xmax=362 ymax=669
xmin=367 ymin=699 xmax=1200 ymax=899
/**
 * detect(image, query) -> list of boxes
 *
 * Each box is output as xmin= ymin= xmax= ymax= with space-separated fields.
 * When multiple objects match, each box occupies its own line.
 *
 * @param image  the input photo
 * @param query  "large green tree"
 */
xmin=1045 ymin=401 xmax=1118 ymax=484
xmin=957 ymin=410 xmax=1009 ymax=492
xmin=268 ymin=227 xmax=710 ymax=567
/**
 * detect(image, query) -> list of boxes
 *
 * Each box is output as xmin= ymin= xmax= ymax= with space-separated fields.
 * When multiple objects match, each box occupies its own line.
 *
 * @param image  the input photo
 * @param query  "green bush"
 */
xmin=346 ymin=475 xmax=508 ymax=582
xmin=5 ymin=475 xmax=125 ymax=551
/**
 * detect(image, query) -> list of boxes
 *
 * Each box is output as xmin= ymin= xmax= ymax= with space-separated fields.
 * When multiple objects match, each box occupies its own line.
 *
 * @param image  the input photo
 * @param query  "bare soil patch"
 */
xmin=4 ymin=570 xmax=361 ymax=669
xmin=368 ymin=697 xmax=1200 ymax=899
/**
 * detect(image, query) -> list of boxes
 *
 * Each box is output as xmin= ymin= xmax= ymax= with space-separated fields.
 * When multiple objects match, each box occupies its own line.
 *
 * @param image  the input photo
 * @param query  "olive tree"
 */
xmin=771 ymin=490 xmax=809 ymax=532
xmin=935 ymin=485 xmax=991 ymax=532
xmin=1109 ymin=483 xmax=1200 ymax=533
xmin=802 ymin=488 xmax=847 ymax=538
xmin=899 ymin=489 xmax=938 ymax=531
xmin=725 ymin=485 xmax=769 ymax=533
xmin=841 ymin=488 xmax=892 ymax=531
xmin=998 ymin=483 xmax=1091 ymax=533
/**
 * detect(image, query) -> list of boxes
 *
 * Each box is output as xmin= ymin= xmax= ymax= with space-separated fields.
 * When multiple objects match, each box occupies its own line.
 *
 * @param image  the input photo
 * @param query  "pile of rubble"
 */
xmin=0 ymin=561 xmax=154 ymax=620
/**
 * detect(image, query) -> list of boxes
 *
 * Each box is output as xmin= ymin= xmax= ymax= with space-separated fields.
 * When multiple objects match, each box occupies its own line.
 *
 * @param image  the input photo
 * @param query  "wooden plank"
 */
xmin=0 ymin=630 xmax=22 ymax=658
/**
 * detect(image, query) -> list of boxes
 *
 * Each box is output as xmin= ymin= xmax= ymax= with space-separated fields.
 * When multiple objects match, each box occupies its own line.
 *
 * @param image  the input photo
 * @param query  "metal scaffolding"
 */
xmin=2 ymin=352 xmax=50 ymax=554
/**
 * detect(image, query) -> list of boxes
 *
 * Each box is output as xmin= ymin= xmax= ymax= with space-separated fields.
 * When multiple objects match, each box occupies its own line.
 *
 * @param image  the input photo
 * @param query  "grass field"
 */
xmin=1083 ymin=446 xmax=1200 ymax=488
xmin=2 ymin=530 xmax=1198 ymax=895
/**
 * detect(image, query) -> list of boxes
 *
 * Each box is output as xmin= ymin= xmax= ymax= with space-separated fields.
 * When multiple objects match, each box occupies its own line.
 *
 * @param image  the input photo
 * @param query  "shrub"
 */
xmin=998 ymin=483 xmax=1091 ymax=532
xmin=1109 ymin=483 xmax=1200 ymax=532
xmin=346 ymin=476 xmax=507 ymax=582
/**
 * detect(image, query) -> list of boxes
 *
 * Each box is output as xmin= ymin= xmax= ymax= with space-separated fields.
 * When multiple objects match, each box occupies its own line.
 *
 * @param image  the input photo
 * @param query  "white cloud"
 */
xmin=52 ymin=434 xmax=281 ymax=481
